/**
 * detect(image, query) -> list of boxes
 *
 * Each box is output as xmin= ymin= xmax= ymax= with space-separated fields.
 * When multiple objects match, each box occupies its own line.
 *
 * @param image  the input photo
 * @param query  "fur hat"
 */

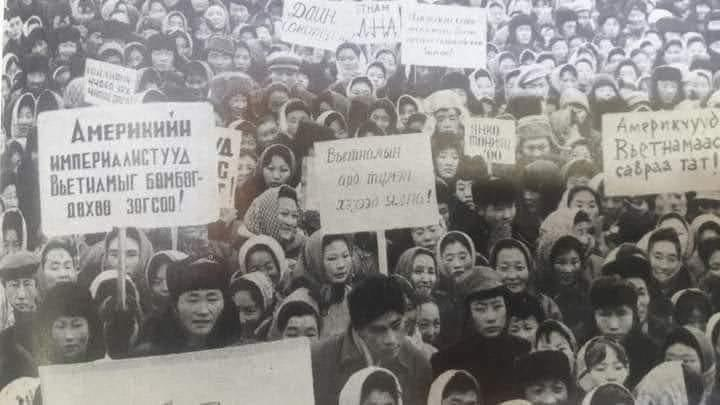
xmin=166 ymin=258 xmax=229 ymax=302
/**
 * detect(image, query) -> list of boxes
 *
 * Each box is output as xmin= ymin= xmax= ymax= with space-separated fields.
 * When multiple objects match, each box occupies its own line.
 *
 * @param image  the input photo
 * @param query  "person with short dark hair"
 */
xmin=516 ymin=350 xmax=576 ymax=405
xmin=311 ymin=274 xmax=432 ymax=405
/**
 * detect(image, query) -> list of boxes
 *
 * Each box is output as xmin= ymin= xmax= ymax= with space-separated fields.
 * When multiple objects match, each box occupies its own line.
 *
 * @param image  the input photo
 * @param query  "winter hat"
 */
xmin=535 ymin=319 xmax=578 ymax=353
xmin=624 ymin=92 xmax=651 ymax=110
xmin=22 ymin=54 xmax=49 ymax=75
xmin=0 ymin=251 xmax=39 ymax=281
xmin=517 ymin=114 xmax=553 ymax=141
xmin=555 ymin=8 xmax=578 ymax=29
xmin=146 ymin=34 xmax=175 ymax=52
xmin=601 ymin=244 xmax=651 ymax=281
xmin=267 ymin=51 xmax=301 ymax=72
xmin=166 ymin=258 xmax=229 ymax=302
xmin=424 ymin=90 xmax=465 ymax=115
xmin=427 ymin=370 xmax=480 ymax=405
xmin=590 ymin=277 xmax=637 ymax=310
xmin=580 ymin=383 xmax=634 ymax=405
xmin=459 ymin=266 xmax=509 ymax=304
xmin=516 ymin=64 xmax=548 ymax=89
xmin=559 ymin=88 xmax=589 ymax=110
xmin=516 ymin=350 xmax=573 ymax=387
xmin=348 ymin=274 xmax=406 ymax=330
xmin=656 ymin=17 xmax=687 ymax=37
xmin=144 ymin=250 xmax=190 ymax=291
xmin=38 ymin=283 xmax=98 ymax=328
xmin=652 ymin=65 xmax=683 ymax=82
xmin=55 ymin=26 xmax=81 ymax=45
xmin=206 ymin=35 xmax=234 ymax=56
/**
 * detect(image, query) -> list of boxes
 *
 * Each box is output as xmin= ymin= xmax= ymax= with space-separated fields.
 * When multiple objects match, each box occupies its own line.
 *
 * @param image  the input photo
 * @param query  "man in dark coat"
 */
xmin=431 ymin=266 xmax=531 ymax=405
xmin=311 ymin=274 xmax=432 ymax=405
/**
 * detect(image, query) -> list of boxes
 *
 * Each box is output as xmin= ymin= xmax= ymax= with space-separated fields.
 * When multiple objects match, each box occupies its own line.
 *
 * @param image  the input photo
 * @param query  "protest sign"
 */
xmin=215 ymin=128 xmax=244 ymax=209
xmin=280 ymin=0 xmax=346 ymax=50
xmin=84 ymin=59 xmax=138 ymax=105
xmin=602 ymin=109 xmax=720 ymax=196
xmin=465 ymin=118 xmax=516 ymax=165
xmin=37 ymin=102 xmax=218 ymax=236
xmin=400 ymin=3 xmax=486 ymax=68
xmin=40 ymin=338 xmax=315 ymax=405
xmin=346 ymin=2 xmax=401 ymax=44
xmin=312 ymin=133 xmax=439 ymax=234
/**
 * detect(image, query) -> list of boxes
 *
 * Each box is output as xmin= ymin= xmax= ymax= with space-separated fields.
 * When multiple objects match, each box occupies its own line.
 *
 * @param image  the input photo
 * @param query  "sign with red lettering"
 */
xmin=37 ymin=102 xmax=218 ymax=236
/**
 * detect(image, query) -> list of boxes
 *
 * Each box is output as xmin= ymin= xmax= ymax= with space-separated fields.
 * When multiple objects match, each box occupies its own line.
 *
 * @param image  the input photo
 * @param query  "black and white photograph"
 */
xmin=2 ymin=0 xmax=720 ymax=403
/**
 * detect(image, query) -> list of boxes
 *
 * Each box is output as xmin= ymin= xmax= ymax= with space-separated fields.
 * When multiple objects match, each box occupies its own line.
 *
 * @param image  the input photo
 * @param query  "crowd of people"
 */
xmin=4 ymin=0 xmax=720 ymax=403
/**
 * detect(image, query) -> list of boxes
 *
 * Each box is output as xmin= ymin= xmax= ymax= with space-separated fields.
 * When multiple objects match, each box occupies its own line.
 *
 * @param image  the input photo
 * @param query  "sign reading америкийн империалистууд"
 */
xmin=37 ymin=102 xmax=218 ymax=236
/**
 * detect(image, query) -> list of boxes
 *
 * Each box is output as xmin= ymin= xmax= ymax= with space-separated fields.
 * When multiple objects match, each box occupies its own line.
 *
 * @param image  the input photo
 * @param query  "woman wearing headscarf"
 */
xmin=316 ymin=110 xmax=349 ymax=139
xmin=468 ymin=68 xmax=498 ymax=117
xmin=243 ymin=185 xmax=306 ymax=261
xmin=338 ymin=367 xmax=403 ymax=405
xmin=203 ymin=0 xmax=231 ymax=37
xmin=427 ymin=370 xmax=481 ymax=405
xmin=234 ymin=144 xmax=298 ymax=219
xmin=290 ymin=230 xmax=353 ymax=337
xmin=141 ymin=250 xmax=190 ymax=323
xmin=635 ymin=361 xmax=705 ymax=405
xmin=663 ymin=326 xmax=716 ymax=397
xmin=367 ymin=98 xmax=398 ymax=135
xmin=575 ymin=336 xmax=630 ymax=394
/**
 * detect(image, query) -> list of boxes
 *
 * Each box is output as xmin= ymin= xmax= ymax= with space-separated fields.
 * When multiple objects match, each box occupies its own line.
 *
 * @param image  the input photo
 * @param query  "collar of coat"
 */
xmin=340 ymin=328 xmax=411 ymax=371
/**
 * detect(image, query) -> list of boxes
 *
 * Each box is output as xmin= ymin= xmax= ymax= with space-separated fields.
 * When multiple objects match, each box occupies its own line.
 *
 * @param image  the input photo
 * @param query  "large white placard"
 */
xmin=400 ymin=4 xmax=486 ymax=68
xmin=40 ymin=339 xmax=315 ymax=405
xmin=37 ymin=102 xmax=218 ymax=235
xmin=465 ymin=118 xmax=516 ymax=165
xmin=313 ymin=134 xmax=439 ymax=234
xmin=84 ymin=59 xmax=138 ymax=105
xmin=280 ymin=0 xmax=346 ymax=50
xmin=602 ymin=109 xmax=720 ymax=196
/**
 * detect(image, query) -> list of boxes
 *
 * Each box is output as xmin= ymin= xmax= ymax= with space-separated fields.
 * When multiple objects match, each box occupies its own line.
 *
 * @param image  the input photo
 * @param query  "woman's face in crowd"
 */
xmin=470 ymin=296 xmax=506 ymax=338
xmin=664 ymin=44 xmax=686 ymax=65
xmin=51 ymin=316 xmax=89 ymax=360
xmin=43 ymin=248 xmax=76 ymax=289
xmin=417 ymin=302 xmax=440 ymax=344
xmin=601 ymin=17 xmax=620 ymax=38
xmin=194 ymin=20 xmax=212 ymax=41
xmin=228 ymin=94 xmax=248 ymax=117
xmin=5 ymin=278 xmax=38 ymax=313
xmin=442 ymin=241 xmax=473 ymax=282
xmin=236 ymin=154 xmax=256 ymax=187
xmin=323 ymin=239 xmax=352 ymax=284
xmin=435 ymin=148 xmax=460 ymax=180
xmin=524 ymin=380 xmax=569 ymax=405
xmin=552 ymin=41 xmax=569 ymax=62
xmin=328 ymin=118 xmax=348 ymax=139
xmin=588 ymin=346 xmax=629 ymax=387
xmin=666 ymin=343 xmax=702 ymax=375
xmin=688 ymin=41 xmax=708 ymax=59
xmin=128 ymin=49 xmax=145 ymax=68
xmin=367 ymin=66 xmax=386 ymax=91
xmin=350 ymin=82 xmax=372 ymax=98
xmin=149 ymin=1 xmax=167 ymax=22
xmin=205 ymin=6 xmax=227 ymax=30
xmin=632 ymin=52 xmax=651 ymax=75
xmin=488 ymin=4 xmax=506 ymax=25
xmin=234 ymin=47 xmax=251 ymax=71
xmin=247 ymin=249 xmax=280 ymax=286
xmin=105 ymin=236 xmax=141 ymax=275
xmin=262 ymin=155 xmax=291 ymax=188
xmin=411 ymin=223 xmax=444 ymax=250
xmin=708 ymin=251 xmax=720 ymax=277
xmin=233 ymin=290 xmax=261 ymax=326
xmin=594 ymin=85 xmax=616 ymax=101
xmin=495 ymin=247 xmax=529 ymax=294
xmin=208 ymin=51 xmax=233 ymax=73
xmin=537 ymin=331 xmax=575 ymax=368
xmin=377 ymin=52 xmax=397 ymax=77
xmin=151 ymin=49 xmax=175 ymax=72
xmin=553 ymin=249 xmax=581 ymax=286
xmin=655 ymin=193 xmax=687 ymax=217
xmin=516 ymin=25 xmax=532 ymax=45
xmin=7 ymin=17 xmax=22 ymax=40
xmin=2 ymin=184 xmax=18 ymax=210
xmin=151 ymin=264 xmax=169 ymax=297
xmin=283 ymin=315 xmax=319 ymax=340
xmin=625 ymin=277 xmax=650 ymax=324
xmin=410 ymin=253 xmax=436 ymax=298
xmin=618 ymin=65 xmax=637 ymax=85
xmin=559 ymin=70 xmax=577 ymax=91
xmin=369 ymin=108 xmax=391 ymax=132
xmin=268 ymin=90 xmax=290 ymax=113
xmin=570 ymin=190 xmax=599 ymax=220
xmin=3 ymin=229 xmax=20 ymax=255
xmin=399 ymin=102 xmax=417 ymax=127
xmin=475 ymin=76 xmax=494 ymax=99
xmin=18 ymin=105 xmax=34 ymax=126
xmin=176 ymin=37 xmax=192 ymax=60
xmin=576 ymin=62 xmax=593 ymax=85
xmin=229 ymin=3 xmax=249 ymax=25
xmin=498 ymin=57 xmax=517 ymax=75
xmin=167 ymin=15 xmax=185 ymax=32
xmin=338 ymin=48 xmax=360 ymax=73
xmin=509 ymin=316 xmax=538 ymax=343
xmin=276 ymin=197 xmax=299 ymax=242
xmin=286 ymin=109 xmax=309 ymax=137
xmin=595 ymin=305 xmax=634 ymax=341
xmin=649 ymin=240 xmax=682 ymax=283
xmin=177 ymin=289 xmax=224 ymax=337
